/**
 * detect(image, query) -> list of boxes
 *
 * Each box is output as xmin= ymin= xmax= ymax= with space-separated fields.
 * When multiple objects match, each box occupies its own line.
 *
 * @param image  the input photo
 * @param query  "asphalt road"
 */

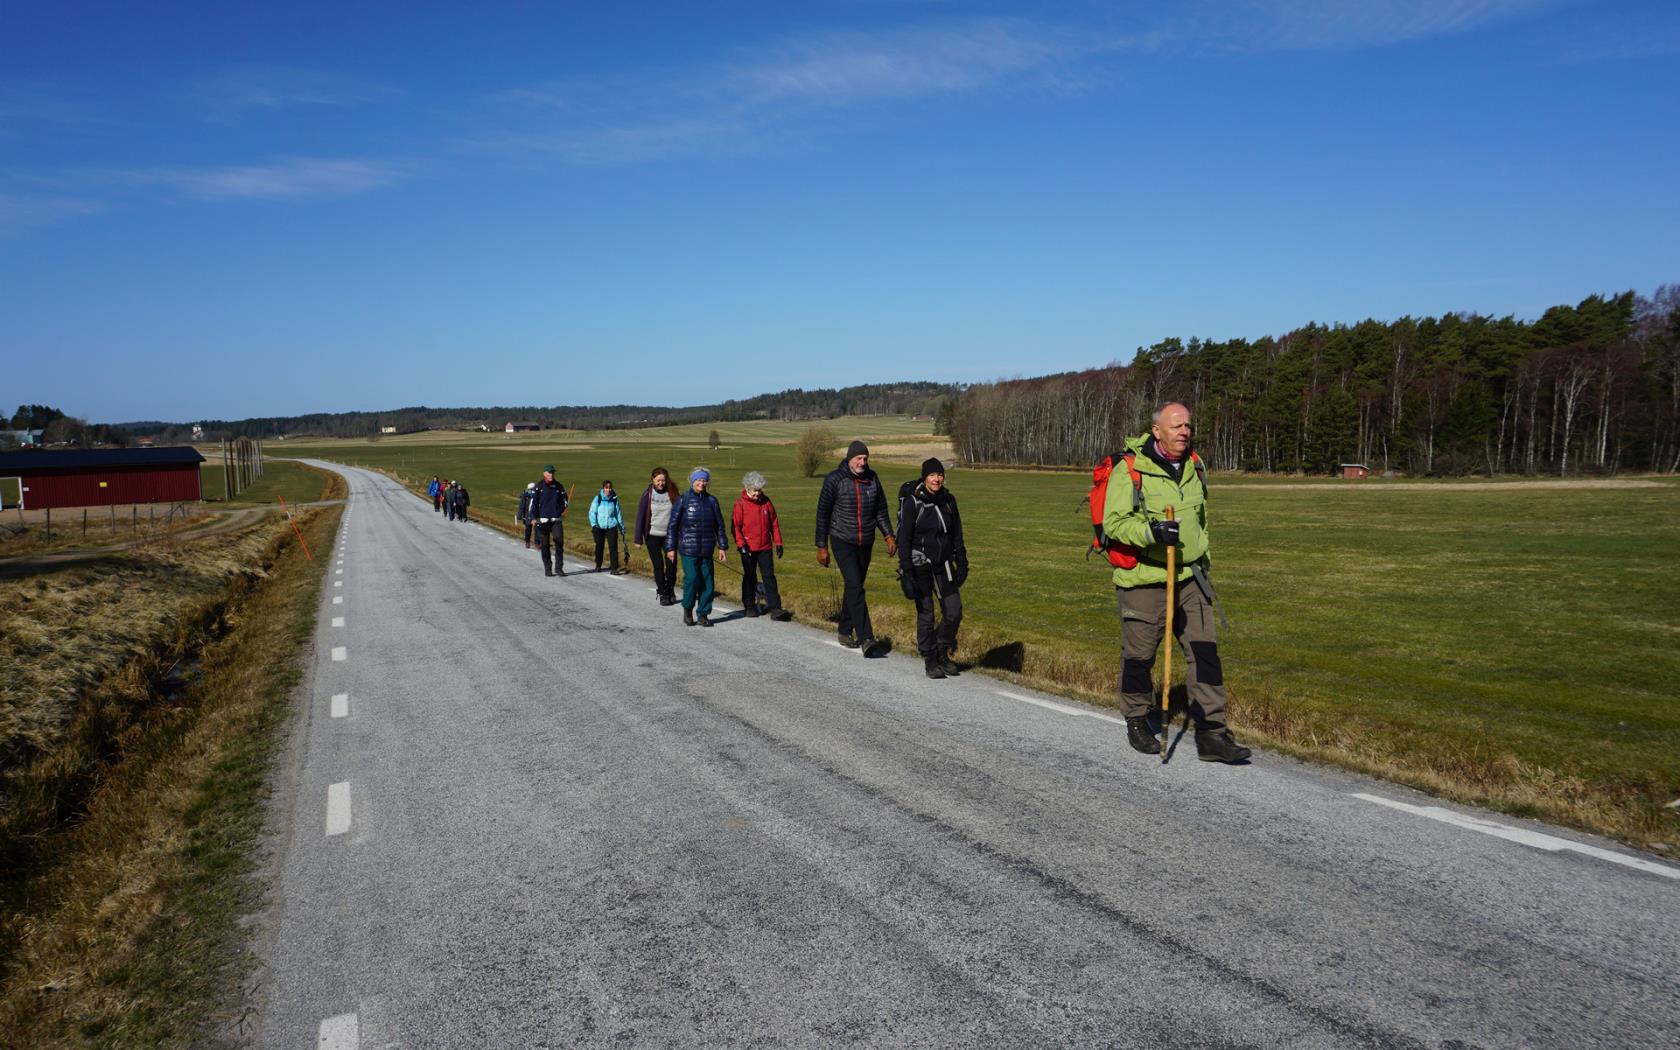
xmin=254 ymin=462 xmax=1679 ymax=1049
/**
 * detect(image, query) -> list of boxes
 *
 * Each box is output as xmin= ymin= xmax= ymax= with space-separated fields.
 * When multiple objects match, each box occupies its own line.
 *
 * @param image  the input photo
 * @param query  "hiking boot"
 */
xmin=1127 ymin=716 xmax=1162 ymax=755
xmin=769 ymin=608 xmax=793 ymax=622
xmin=544 ymin=569 xmax=554 ymax=577
xmin=698 ymin=615 xmax=713 ymax=627
xmin=937 ymin=649 xmax=961 ymax=676
xmin=1195 ymin=726 xmax=1252 ymax=764
xmin=683 ymin=609 xmax=696 ymax=627
xmin=862 ymin=637 xmax=891 ymax=659
xmin=659 ymin=594 xmax=676 ymax=606
xmin=743 ymin=606 xmax=761 ymax=618
xmin=924 ymin=656 xmax=946 ymax=679
xmin=838 ymin=632 xmax=860 ymax=649
xmin=555 ymin=567 xmax=567 ymax=578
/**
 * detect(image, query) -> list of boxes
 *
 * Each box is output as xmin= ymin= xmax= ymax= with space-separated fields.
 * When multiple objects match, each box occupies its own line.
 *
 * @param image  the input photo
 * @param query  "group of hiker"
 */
xmin=426 ymin=402 xmax=1250 ymax=764
xmin=427 ymin=477 xmax=471 ymax=522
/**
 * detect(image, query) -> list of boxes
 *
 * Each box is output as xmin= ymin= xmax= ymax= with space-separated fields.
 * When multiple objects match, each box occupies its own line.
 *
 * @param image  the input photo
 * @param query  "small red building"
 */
xmin=0 ymin=447 xmax=205 ymax=510
xmin=1340 ymin=463 xmax=1371 ymax=479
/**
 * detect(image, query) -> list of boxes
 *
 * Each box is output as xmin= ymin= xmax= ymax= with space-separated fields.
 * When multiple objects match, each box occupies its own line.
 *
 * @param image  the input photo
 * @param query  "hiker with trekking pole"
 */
xmin=897 ymin=458 xmax=967 ymax=679
xmin=815 ymin=440 xmax=896 ymax=658
xmin=1097 ymin=402 xmax=1249 ymax=763
xmin=530 ymin=465 xmax=570 ymax=577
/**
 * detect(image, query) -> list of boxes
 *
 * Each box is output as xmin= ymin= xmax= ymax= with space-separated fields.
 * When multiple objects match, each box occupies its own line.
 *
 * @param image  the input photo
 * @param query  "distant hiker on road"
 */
xmin=1103 ymin=401 xmax=1249 ymax=764
xmin=588 ymin=480 xmax=626 ymax=574
xmin=443 ymin=480 xmax=457 ymax=521
xmin=531 ymin=465 xmax=570 ymax=577
xmin=732 ymin=471 xmax=791 ymax=621
xmin=451 ymin=481 xmax=471 ymax=523
xmin=517 ymin=481 xmax=537 ymax=548
xmin=429 ymin=476 xmax=443 ymax=513
xmin=667 ymin=468 xmax=727 ymax=626
xmin=897 ymin=458 xmax=967 ymax=679
xmin=815 ymin=440 xmax=895 ymax=657
xmin=636 ymin=467 xmax=678 ymax=605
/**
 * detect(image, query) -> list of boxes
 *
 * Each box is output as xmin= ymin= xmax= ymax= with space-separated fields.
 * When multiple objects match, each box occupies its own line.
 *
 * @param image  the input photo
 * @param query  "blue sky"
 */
xmin=3 ymin=1 xmax=1677 ymax=423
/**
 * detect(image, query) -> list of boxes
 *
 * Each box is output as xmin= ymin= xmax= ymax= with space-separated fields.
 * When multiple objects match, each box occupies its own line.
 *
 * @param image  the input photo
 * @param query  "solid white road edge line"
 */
xmin=318 ymin=1012 xmax=358 ymax=1049
xmin=995 ymin=690 xmax=1128 ymax=726
xmin=1351 ymin=792 xmax=1679 ymax=880
xmin=331 ymin=617 xmax=345 ymax=628
xmin=331 ymin=693 xmax=348 ymax=718
xmin=325 ymin=782 xmax=351 ymax=837
xmin=331 ymin=647 xmax=347 ymax=662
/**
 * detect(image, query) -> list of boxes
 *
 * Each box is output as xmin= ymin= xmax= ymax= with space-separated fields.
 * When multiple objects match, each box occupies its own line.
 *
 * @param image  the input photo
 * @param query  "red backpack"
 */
xmin=1086 ymin=450 xmax=1205 ymax=569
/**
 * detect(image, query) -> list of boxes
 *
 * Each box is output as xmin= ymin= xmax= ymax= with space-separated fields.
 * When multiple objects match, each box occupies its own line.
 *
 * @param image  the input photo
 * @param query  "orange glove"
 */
xmin=816 ymin=547 xmax=830 ymax=568
xmin=884 ymin=534 xmax=897 ymax=556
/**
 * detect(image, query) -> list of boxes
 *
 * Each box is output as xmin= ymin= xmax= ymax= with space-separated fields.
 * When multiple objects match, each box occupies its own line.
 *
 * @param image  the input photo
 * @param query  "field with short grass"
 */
xmin=273 ymin=423 xmax=1680 ymax=849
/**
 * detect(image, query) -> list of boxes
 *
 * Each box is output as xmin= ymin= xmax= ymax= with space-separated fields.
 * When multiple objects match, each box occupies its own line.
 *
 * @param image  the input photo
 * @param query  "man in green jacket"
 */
xmin=1103 ymin=402 xmax=1250 ymax=763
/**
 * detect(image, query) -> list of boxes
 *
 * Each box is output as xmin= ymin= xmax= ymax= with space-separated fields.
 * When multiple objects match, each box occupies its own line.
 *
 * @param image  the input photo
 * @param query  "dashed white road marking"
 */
xmin=325 ymin=782 xmax=352 ymax=836
xmin=331 ymin=616 xmax=345 ymax=628
xmin=331 ymin=646 xmax=347 ymax=662
xmin=1352 ymin=793 xmax=1680 ymax=880
xmin=335 ymin=568 xmax=343 ymax=575
xmin=331 ymin=693 xmax=348 ymax=718
xmin=333 ymin=595 xmax=343 ymax=605
xmin=333 ymin=580 xmax=342 ymax=588
xmin=995 ymin=690 xmax=1128 ymax=726
xmin=318 ymin=1012 xmax=358 ymax=1049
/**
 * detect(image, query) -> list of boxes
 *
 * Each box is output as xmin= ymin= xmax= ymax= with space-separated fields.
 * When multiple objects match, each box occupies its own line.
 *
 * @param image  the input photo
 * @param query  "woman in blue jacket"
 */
xmin=666 ymin=468 xmax=728 ymax=626
xmin=587 ymin=480 xmax=626 ymax=574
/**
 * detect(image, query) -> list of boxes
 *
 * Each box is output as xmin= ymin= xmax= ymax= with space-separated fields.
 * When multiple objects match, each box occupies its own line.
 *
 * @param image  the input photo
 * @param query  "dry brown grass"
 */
xmin=0 ymin=500 xmax=343 ymax=1046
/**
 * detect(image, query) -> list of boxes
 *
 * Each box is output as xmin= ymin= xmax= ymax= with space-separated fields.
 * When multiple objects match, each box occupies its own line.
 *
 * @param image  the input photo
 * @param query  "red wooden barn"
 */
xmin=0 ymin=447 xmax=205 ymax=510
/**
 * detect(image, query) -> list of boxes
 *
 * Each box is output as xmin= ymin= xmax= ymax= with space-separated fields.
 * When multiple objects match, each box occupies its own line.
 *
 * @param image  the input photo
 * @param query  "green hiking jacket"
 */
xmin=1101 ymin=435 xmax=1209 ymax=588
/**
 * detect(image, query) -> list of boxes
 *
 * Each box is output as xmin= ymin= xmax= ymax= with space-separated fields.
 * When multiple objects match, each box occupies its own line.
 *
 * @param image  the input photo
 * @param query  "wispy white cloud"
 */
xmin=475 ymin=18 xmax=1131 ymax=164
xmin=123 ymin=156 xmax=406 ymax=201
xmin=185 ymin=65 xmax=393 ymax=123
xmin=1201 ymin=0 xmax=1567 ymax=51
xmin=0 ymin=192 xmax=103 ymax=235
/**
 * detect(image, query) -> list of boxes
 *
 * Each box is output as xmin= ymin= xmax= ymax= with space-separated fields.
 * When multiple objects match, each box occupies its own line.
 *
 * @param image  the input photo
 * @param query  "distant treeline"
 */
xmin=116 ymin=382 xmax=961 ymax=442
xmin=952 ymin=286 xmax=1680 ymax=476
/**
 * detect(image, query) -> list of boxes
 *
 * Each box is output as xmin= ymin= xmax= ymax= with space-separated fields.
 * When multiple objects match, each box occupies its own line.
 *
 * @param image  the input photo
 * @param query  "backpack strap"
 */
xmin=1123 ymin=452 xmax=1145 ymax=513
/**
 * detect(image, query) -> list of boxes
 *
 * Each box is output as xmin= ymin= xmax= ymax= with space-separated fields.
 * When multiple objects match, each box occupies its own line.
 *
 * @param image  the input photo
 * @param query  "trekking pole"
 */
xmin=1161 ymin=505 xmax=1176 ymax=763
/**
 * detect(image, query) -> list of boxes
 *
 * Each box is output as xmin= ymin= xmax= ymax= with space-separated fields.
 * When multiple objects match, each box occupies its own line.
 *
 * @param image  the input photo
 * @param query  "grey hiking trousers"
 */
xmin=1117 ymin=581 xmax=1228 ymax=727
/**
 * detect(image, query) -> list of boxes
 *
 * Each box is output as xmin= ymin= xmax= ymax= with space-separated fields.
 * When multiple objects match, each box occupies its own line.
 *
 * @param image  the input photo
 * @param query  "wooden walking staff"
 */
xmin=1161 ymin=505 xmax=1176 ymax=762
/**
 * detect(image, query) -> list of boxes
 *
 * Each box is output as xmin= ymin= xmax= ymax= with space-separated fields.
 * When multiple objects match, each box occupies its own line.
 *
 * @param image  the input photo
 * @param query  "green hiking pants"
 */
xmin=1117 ymin=582 xmax=1228 ymax=727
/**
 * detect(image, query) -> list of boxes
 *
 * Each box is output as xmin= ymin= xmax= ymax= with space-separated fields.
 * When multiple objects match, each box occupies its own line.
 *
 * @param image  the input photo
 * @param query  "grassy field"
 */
xmin=273 ymin=424 xmax=1680 ymax=849
xmin=199 ymin=454 xmax=339 ymax=507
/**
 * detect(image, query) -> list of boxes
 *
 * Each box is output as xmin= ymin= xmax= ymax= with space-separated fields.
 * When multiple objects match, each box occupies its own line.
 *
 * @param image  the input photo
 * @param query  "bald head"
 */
xmin=1150 ymin=402 xmax=1194 ymax=459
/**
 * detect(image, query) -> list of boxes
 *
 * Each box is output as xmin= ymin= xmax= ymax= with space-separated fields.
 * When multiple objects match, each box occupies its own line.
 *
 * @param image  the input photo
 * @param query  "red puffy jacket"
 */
xmin=731 ymin=492 xmax=783 ymax=552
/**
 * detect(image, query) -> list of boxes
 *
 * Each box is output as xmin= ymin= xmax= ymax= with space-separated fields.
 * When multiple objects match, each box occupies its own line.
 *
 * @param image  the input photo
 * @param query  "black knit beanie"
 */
xmin=846 ymin=440 xmax=869 ymax=458
xmin=920 ymin=457 xmax=945 ymax=479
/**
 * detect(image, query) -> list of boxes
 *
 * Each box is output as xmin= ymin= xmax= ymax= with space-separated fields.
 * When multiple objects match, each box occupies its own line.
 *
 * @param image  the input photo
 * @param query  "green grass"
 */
xmin=200 ymin=457 xmax=335 ymax=507
xmin=275 ymin=431 xmax=1680 ymax=848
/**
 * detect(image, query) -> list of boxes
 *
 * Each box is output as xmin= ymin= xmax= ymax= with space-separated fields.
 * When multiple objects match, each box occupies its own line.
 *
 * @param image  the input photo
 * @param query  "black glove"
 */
xmin=898 ymin=569 xmax=920 ymax=601
xmin=775 ymin=545 xmax=783 ymax=558
xmin=738 ymin=545 xmax=749 ymax=558
xmin=1149 ymin=519 xmax=1181 ymax=546
xmin=952 ymin=558 xmax=969 ymax=588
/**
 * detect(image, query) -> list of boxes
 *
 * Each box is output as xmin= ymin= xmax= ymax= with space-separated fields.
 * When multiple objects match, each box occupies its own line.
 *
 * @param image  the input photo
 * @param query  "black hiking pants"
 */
xmin=592 ymin=526 xmax=620 ymax=571
xmin=913 ymin=570 xmax=962 ymax=656
xmin=831 ymin=539 xmax=875 ymax=642
xmin=534 ymin=520 xmax=564 ymax=573
xmin=740 ymin=549 xmax=782 ymax=611
xmin=645 ymin=536 xmax=673 ymax=598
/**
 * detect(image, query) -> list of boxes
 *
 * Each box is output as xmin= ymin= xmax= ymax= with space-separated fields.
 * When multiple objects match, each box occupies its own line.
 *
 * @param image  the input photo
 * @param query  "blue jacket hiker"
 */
xmin=666 ymin=469 xmax=727 ymax=625
xmin=588 ymin=481 xmax=627 ymax=574
xmin=530 ymin=467 xmax=570 ymax=577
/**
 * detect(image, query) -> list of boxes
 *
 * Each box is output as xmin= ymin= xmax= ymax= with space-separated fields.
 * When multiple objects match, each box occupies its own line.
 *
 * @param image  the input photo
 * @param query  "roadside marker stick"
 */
xmin=277 ymin=496 xmax=312 ymax=560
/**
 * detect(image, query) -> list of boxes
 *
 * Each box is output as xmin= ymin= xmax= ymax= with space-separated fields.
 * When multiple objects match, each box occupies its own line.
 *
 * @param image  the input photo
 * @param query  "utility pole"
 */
xmin=223 ymin=439 xmax=232 ymax=500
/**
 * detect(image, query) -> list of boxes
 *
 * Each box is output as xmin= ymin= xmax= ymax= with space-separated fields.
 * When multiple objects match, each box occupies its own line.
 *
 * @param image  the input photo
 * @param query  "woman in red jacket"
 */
xmin=731 ymin=471 xmax=792 ymax=621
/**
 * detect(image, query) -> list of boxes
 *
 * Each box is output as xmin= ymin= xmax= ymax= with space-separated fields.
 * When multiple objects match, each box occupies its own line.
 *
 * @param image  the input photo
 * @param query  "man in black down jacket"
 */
xmin=530 ymin=465 xmax=569 ymax=577
xmin=815 ymin=440 xmax=896 ymax=657
xmin=897 ymin=457 xmax=967 ymax=679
